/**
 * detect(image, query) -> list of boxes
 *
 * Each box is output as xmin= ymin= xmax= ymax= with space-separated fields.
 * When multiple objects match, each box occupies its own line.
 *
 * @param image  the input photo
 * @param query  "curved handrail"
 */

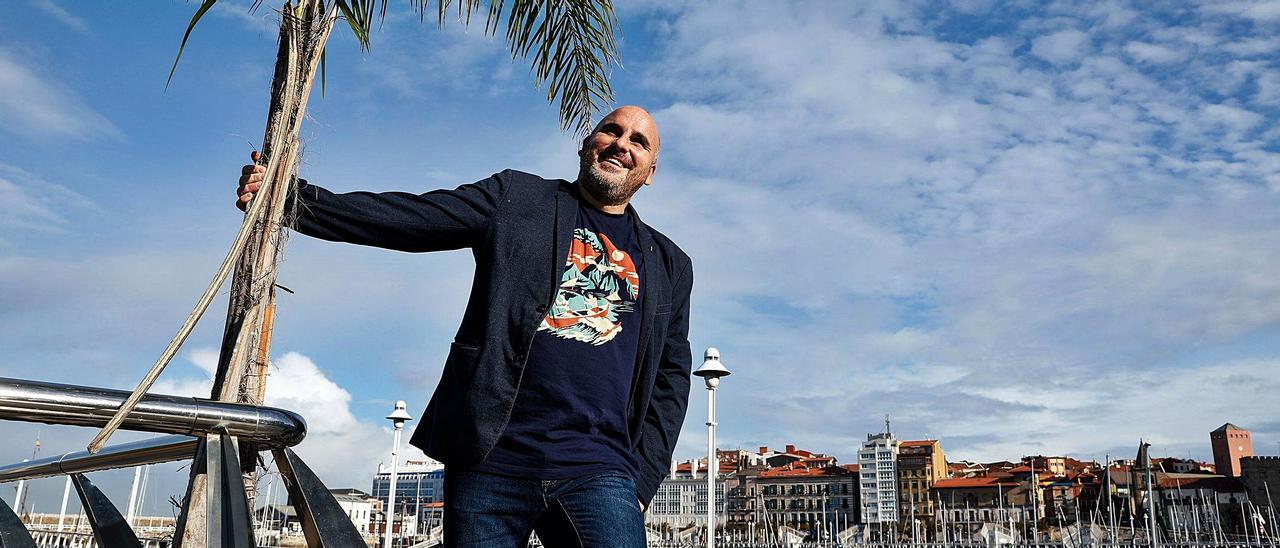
xmin=0 ymin=377 xmax=306 ymax=446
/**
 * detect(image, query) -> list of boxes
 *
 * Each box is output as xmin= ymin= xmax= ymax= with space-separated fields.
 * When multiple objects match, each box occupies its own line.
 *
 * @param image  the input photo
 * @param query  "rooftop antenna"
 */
xmin=884 ymin=414 xmax=892 ymax=436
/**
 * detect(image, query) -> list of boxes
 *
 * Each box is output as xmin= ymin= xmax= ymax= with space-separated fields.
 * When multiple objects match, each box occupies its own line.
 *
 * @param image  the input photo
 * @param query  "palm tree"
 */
xmin=88 ymin=1 xmax=619 ymax=542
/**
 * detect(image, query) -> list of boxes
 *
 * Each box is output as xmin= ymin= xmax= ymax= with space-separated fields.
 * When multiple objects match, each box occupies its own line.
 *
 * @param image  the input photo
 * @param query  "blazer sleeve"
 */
xmin=634 ymin=258 xmax=694 ymax=504
xmin=286 ymin=171 xmax=510 ymax=252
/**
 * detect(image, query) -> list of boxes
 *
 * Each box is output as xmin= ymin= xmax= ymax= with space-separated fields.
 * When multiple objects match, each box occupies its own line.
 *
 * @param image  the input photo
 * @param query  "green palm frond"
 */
xmin=333 ymin=0 xmax=378 ymax=47
xmin=502 ymin=0 xmax=619 ymax=135
xmin=167 ymin=0 xmax=219 ymax=88
xmin=168 ymin=1 xmax=621 ymax=132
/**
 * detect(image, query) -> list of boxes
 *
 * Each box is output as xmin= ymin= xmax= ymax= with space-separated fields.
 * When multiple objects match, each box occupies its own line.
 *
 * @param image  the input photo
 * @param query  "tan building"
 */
xmin=1211 ymin=423 xmax=1254 ymax=477
xmin=897 ymin=439 xmax=947 ymax=536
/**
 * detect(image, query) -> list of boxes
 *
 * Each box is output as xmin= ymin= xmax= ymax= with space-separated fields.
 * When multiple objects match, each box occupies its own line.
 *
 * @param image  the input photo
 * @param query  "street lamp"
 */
xmin=384 ymin=400 xmax=413 ymax=548
xmin=693 ymin=347 xmax=730 ymax=548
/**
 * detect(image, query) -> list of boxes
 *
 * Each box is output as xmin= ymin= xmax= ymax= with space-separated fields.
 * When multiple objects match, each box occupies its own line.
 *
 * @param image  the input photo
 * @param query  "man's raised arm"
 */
xmin=237 ymin=151 xmax=508 ymax=252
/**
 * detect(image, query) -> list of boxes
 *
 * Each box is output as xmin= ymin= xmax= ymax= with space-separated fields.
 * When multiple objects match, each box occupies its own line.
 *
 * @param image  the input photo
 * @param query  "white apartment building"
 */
xmin=647 ymin=459 xmax=728 ymax=529
xmin=857 ymin=432 xmax=900 ymax=525
xmin=331 ymin=490 xmax=376 ymax=534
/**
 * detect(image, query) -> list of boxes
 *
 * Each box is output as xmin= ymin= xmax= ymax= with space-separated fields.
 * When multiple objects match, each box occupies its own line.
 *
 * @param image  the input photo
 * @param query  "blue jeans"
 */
xmin=443 ymin=468 xmax=646 ymax=547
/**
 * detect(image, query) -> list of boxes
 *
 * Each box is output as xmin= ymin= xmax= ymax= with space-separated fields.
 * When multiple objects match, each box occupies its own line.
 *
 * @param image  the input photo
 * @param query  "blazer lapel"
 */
xmin=634 ymin=220 xmax=658 ymax=363
xmin=552 ymin=184 xmax=577 ymax=288
xmin=627 ymin=205 xmax=660 ymax=418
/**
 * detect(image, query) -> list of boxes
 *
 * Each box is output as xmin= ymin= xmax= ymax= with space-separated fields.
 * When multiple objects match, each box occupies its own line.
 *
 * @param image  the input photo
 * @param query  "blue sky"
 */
xmin=3 ymin=0 xmax=1280 ymax=515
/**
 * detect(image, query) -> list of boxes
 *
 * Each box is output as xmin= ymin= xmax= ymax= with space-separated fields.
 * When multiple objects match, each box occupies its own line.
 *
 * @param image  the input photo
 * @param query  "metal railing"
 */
xmin=0 ymin=377 xmax=364 ymax=548
xmin=0 ymin=377 xmax=306 ymax=447
xmin=0 ymin=435 xmax=198 ymax=483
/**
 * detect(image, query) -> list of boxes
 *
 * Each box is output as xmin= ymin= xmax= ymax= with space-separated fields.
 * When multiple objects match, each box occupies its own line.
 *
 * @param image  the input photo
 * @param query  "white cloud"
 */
xmin=1200 ymin=102 xmax=1263 ymax=132
xmin=1124 ymin=41 xmax=1185 ymax=63
xmin=1256 ymin=71 xmax=1280 ymax=105
xmin=1220 ymin=36 xmax=1280 ymax=56
xmin=348 ymin=16 xmax=516 ymax=100
xmin=209 ymin=1 xmax=279 ymax=33
xmin=156 ymin=349 xmax=420 ymax=490
xmin=0 ymin=163 xmax=96 ymax=237
xmin=28 ymin=0 xmax=89 ymax=34
xmin=1201 ymin=1 xmax=1280 ymax=22
xmin=1031 ymin=29 xmax=1091 ymax=65
xmin=151 ymin=349 xmax=220 ymax=398
xmin=0 ymin=48 xmax=122 ymax=141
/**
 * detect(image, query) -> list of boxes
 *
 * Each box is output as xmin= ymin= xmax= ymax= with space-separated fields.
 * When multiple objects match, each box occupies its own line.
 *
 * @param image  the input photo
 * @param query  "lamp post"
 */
xmin=384 ymin=400 xmax=413 ymax=548
xmin=694 ymin=347 xmax=730 ymax=548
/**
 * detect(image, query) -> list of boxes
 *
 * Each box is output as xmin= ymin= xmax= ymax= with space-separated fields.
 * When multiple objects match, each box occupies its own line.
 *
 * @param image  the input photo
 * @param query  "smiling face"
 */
xmin=577 ymin=106 xmax=661 ymax=207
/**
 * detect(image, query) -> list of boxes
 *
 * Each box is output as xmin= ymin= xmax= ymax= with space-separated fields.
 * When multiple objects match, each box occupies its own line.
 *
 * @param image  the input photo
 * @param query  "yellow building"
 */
xmin=897 ymin=439 xmax=947 ymax=539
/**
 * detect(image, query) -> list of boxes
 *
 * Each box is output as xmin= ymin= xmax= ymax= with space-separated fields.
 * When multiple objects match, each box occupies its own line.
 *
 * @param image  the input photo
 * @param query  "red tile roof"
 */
xmin=934 ymin=476 xmax=1020 ymax=489
xmin=759 ymin=466 xmax=855 ymax=478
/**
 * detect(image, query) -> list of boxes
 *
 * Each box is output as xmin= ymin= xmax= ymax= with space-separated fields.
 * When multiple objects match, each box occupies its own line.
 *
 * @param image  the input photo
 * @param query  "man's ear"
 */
xmin=644 ymin=162 xmax=657 ymax=186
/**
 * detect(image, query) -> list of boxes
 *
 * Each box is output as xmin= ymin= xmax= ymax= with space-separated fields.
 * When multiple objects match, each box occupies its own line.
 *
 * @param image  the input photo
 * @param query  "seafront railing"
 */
xmin=0 ymin=377 xmax=366 ymax=548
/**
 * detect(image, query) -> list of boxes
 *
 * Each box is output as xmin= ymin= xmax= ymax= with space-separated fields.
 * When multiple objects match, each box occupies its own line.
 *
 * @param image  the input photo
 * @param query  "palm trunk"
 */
xmin=175 ymin=2 xmax=335 ymax=544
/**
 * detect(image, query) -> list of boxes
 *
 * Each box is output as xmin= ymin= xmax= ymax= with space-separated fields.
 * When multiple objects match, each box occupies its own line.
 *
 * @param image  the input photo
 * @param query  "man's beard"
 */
xmin=578 ymin=151 xmax=645 ymax=206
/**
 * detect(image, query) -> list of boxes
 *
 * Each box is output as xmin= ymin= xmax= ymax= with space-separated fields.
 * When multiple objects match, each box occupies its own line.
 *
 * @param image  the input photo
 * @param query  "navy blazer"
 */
xmin=289 ymin=169 xmax=693 ymax=503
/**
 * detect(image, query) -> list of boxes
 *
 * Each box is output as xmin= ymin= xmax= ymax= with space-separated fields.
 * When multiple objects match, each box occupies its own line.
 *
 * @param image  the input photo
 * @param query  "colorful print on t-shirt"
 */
xmin=539 ymin=227 xmax=641 ymax=345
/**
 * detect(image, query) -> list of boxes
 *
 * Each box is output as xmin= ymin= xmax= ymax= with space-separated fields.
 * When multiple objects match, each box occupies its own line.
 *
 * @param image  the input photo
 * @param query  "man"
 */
xmin=237 ymin=106 xmax=693 ymax=547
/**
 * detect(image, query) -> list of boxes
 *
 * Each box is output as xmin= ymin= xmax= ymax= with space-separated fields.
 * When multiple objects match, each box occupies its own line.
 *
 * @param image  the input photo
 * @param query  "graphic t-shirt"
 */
xmin=476 ymin=191 xmax=644 ymax=479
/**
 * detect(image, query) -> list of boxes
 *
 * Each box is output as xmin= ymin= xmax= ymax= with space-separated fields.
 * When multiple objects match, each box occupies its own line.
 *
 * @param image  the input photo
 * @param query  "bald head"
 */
xmin=591 ymin=105 xmax=661 ymax=157
xmin=576 ymin=105 xmax=661 ymax=212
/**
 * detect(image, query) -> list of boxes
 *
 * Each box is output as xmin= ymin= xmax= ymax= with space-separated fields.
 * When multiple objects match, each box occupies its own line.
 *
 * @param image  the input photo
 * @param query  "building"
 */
xmin=760 ymin=444 xmax=838 ymax=469
xmin=897 ymin=440 xmax=947 ymax=537
xmin=1021 ymin=455 xmax=1066 ymax=477
xmin=370 ymin=459 xmax=445 ymax=528
xmin=1041 ymin=476 xmax=1086 ymax=527
xmin=1157 ymin=457 xmax=1215 ymax=474
xmin=256 ymin=489 xmax=377 ymax=537
xmin=949 ymin=461 xmax=987 ymax=478
xmin=751 ymin=462 xmax=858 ymax=533
xmin=724 ymin=445 xmax=855 ymax=530
xmin=1240 ymin=456 xmax=1280 ymax=509
xmin=1210 ymin=423 xmax=1254 ymax=477
xmin=256 ymin=504 xmax=300 ymax=534
xmin=1157 ymin=473 xmax=1250 ymax=537
xmin=647 ymin=457 xmax=731 ymax=530
xmin=727 ymin=447 xmax=775 ymax=468
xmin=858 ymin=432 xmax=901 ymax=529
xmin=933 ymin=475 xmax=1036 ymax=541
xmin=330 ymin=489 xmax=377 ymax=534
